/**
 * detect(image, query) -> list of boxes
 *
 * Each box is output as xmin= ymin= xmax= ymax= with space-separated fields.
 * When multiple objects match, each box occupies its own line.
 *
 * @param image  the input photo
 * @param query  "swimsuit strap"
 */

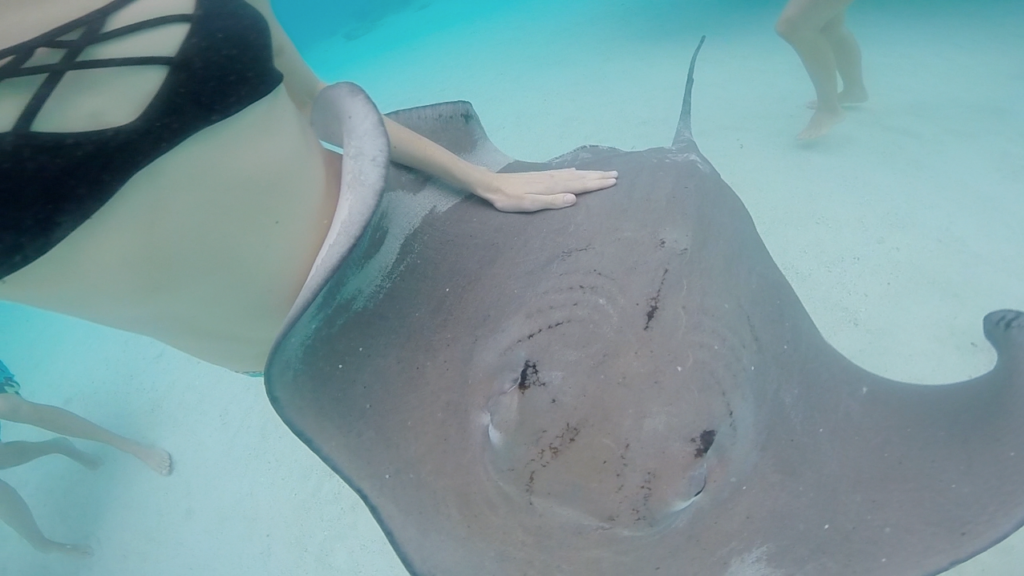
xmin=0 ymin=0 xmax=194 ymax=133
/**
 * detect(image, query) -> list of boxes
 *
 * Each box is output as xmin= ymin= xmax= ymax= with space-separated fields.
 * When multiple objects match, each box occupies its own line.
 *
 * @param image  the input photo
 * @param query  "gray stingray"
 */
xmin=264 ymin=40 xmax=1024 ymax=576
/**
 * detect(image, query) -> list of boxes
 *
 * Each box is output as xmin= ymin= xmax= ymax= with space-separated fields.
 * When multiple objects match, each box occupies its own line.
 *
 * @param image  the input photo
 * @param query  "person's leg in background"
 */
xmin=776 ymin=0 xmax=866 ymax=139
xmin=0 ymin=393 xmax=171 ymax=475
xmin=0 ymin=477 xmax=93 ymax=557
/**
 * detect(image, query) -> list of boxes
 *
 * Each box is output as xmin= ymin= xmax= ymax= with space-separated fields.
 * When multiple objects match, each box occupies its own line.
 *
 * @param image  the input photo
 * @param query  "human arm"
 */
xmin=383 ymin=116 xmax=617 ymax=212
xmin=245 ymin=0 xmax=618 ymax=211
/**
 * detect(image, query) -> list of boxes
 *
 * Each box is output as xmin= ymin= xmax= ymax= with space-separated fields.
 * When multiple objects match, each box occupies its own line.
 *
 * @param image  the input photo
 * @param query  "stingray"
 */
xmin=264 ymin=39 xmax=1024 ymax=576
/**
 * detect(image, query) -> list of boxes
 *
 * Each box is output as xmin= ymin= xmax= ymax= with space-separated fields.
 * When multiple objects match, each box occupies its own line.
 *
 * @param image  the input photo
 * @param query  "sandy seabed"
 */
xmin=1 ymin=0 xmax=1021 ymax=574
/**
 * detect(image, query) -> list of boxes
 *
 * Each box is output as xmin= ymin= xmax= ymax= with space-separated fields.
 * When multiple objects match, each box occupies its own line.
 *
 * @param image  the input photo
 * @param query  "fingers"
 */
xmin=531 ymin=193 xmax=577 ymax=211
xmin=535 ymin=169 xmax=618 ymax=195
xmin=484 ymin=168 xmax=618 ymax=213
xmin=496 ymin=193 xmax=576 ymax=213
xmin=562 ymin=176 xmax=618 ymax=195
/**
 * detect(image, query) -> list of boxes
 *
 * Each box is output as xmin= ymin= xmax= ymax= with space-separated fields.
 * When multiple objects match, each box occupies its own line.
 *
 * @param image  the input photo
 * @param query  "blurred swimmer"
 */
xmin=0 ymin=359 xmax=171 ymax=557
xmin=775 ymin=0 xmax=868 ymax=139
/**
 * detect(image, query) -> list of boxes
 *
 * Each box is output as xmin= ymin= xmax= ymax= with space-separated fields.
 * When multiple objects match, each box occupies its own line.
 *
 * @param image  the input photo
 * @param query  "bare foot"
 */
xmin=797 ymin=107 xmax=846 ymax=140
xmin=806 ymin=86 xmax=869 ymax=109
xmin=39 ymin=539 xmax=94 ymax=558
xmin=49 ymin=437 xmax=103 ymax=470
xmin=128 ymin=444 xmax=173 ymax=476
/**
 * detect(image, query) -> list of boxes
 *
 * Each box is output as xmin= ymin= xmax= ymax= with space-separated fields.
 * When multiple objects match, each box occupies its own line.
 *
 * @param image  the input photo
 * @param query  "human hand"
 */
xmin=471 ymin=168 xmax=618 ymax=213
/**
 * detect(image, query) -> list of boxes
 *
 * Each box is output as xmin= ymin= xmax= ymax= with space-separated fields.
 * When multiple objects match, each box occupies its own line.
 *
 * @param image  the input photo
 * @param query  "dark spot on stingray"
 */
xmin=644 ymin=301 xmax=659 ymax=330
xmin=745 ymin=313 xmax=762 ymax=349
xmin=692 ymin=429 xmax=716 ymax=458
xmin=644 ymin=269 xmax=669 ymax=331
xmin=460 ymin=111 xmax=475 ymax=124
xmin=659 ymin=239 xmax=666 ymax=248
xmin=518 ymin=360 xmax=544 ymax=393
xmin=693 ymin=481 xmax=705 ymax=498
xmin=547 ymin=423 xmax=581 ymax=460
xmin=522 ymin=320 xmax=567 ymax=342
xmin=640 ymin=472 xmax=655 ymax=513
xmin=559 ymin=245 xmax=594 ymax=260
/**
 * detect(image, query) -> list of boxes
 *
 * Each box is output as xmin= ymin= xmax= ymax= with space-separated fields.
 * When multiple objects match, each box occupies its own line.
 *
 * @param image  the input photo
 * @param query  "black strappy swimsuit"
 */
xmin=0 ymin=0 xmax=283 ymax=279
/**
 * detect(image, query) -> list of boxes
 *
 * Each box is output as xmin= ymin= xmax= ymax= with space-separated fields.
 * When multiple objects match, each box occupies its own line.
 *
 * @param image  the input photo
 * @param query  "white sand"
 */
xmin=1 ymin=0 xmax=1022 ymax=574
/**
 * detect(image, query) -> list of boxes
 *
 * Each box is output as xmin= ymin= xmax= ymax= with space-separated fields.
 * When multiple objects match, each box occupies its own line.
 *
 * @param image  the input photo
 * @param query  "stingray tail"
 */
xmin=672 ymin=35 xmax=707 ymax=148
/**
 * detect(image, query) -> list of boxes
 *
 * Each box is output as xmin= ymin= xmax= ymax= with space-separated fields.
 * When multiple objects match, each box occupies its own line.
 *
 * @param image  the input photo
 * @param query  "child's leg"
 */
xmin=0 ymin=394 xmax=171 ymax=475
xmin=0 ymin=438 xmax=102 ymax=470
xmin=0 ymin=478 xmax=92 ymax=557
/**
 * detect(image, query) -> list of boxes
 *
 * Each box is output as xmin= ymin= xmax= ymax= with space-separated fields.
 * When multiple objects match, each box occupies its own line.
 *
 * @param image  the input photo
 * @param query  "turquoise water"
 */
xmin=1 ymin=0 xmax=1022 ymax=574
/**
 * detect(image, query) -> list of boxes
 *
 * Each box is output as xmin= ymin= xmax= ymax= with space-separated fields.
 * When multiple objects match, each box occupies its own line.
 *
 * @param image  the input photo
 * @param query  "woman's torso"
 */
xmin=0 ymin=0 xmax=340 ymax=371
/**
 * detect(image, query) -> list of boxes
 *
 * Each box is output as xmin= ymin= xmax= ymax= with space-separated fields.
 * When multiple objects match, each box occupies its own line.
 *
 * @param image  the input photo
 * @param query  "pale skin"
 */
xmin=0 ymin=389 xmax=172 ymax=557
xmin=775 ymin=0 xmax=868 ymax=139
xmin=0 ymin=0 xmax=618 ymax=372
